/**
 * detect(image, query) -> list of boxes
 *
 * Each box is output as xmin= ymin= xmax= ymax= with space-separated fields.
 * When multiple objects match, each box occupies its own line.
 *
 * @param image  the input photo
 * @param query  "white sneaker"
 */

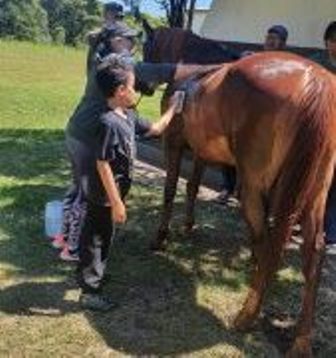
xmin=59 ymin=246 xmax=79 ymax=262
xmin=326 ymin=243 xmax=336 ymax=255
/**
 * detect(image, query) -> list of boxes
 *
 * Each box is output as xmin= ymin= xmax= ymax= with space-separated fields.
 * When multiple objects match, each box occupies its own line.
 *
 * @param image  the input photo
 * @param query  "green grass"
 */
xmin=0 ymin=40 xmax=335 ymax=357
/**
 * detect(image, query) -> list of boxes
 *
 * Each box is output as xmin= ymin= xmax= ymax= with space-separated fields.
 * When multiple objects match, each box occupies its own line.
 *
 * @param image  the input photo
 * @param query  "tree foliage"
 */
xmin=0 ymin=0 xmax=102 ymax=45
xmin=41 ymin=0 xmax=101 ymax=46
xmin=0 ymin=0 xmax=166 ymax=45
xmin=0 ymin=0 xmax=50 ymax=42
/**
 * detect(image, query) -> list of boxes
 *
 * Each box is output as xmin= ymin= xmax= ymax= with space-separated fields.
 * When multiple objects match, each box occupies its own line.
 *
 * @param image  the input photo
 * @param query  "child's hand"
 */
xmin=170 ymin=91 xmax=185 ymax=114
xmin=112 ymin=201 xmax=127 ymax=224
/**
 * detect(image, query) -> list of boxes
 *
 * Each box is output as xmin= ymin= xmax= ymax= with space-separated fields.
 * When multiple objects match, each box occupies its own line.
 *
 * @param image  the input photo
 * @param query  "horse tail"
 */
xmin=269 ymin=72 xmax=336 ymax=238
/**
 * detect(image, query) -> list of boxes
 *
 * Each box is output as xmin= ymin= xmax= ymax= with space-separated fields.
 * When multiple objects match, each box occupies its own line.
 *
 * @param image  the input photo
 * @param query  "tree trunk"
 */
xmin=186 ymin=0 xmax=196 ymax=31
xmin=156 ymin=0 xmax=187 ymax=28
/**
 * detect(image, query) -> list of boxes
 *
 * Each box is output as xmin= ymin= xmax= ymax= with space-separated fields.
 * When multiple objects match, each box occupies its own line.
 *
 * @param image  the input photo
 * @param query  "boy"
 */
xmin=77 ymin=59 xmax=182 ymax=311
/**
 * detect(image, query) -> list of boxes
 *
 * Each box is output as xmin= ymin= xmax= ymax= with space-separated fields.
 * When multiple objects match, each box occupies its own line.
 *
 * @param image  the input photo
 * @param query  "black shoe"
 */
xmin=79 ymin=293 xmax=117 ymax=312
xmin=214 ymin=190 xmax=230 ymax=205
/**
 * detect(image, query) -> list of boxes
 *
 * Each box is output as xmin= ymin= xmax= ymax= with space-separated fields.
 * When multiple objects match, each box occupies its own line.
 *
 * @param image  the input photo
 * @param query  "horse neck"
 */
xmin=154 ymin=28 xmax=188 ymax=63
xmin=184 ymin=35 xmax=238 ymax=64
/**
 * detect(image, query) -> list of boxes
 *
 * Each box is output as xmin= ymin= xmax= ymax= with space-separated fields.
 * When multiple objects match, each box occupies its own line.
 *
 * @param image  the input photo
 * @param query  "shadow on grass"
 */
xmin=0 ymin=129 xmax=71 ymax=277
xmin=0 ymin=128 xmax=68 ymax=180
xmin=0 ymin=129 xmax=335 ymax=356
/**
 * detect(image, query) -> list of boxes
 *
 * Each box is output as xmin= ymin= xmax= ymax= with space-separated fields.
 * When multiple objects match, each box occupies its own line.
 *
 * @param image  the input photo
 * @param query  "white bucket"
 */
xmin=44 ymin=200 xmax=63 ymax=238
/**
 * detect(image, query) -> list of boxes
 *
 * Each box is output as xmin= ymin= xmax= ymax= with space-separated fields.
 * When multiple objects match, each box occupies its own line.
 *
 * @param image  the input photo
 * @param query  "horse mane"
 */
xmin=150 ymin=27 xmax=240 ymax=64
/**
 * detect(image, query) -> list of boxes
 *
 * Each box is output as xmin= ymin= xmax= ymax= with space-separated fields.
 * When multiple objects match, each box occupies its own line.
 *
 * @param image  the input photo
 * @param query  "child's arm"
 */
xmin=97 ymin=160 xmax=126 ymax=224
xmin=145 ymin=92 xmax=182 ymax=137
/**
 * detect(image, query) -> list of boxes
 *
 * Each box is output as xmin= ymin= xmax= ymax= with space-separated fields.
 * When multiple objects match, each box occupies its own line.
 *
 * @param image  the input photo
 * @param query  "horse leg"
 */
xmin=184 ymin=157 xmax=205 ymax=235
xmin=151 ymin=144 xmax=183 ymax=251
xmin=235 ymin=214 xmax=292 ymax=330
xmin=287 ymin=196 xmax=327 ymax=358
xmin=233 ymin=184 xmax=268 ymax=329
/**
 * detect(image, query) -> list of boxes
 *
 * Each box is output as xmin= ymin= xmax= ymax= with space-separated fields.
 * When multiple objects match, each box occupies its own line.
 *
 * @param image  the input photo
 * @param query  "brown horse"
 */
xmin=143 ymin=27 xmax=336 ymax=357
xmin=142 ymin=21 xmax=240 ymax=64
xmin=142 ymin=22 xmax=240 ymax=241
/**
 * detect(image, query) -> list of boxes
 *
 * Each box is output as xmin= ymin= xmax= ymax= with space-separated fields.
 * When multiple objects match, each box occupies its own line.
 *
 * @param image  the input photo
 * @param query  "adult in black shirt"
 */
xmin=77 ymin=60 xmax=182 ymax=310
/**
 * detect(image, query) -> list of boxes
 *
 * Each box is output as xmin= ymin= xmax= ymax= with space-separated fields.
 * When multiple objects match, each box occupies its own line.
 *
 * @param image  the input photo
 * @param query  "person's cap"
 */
xmin=104 ymin=2 xmax=124 ymax=17
xmin=267 ymin=25 xmax=288 ymax=42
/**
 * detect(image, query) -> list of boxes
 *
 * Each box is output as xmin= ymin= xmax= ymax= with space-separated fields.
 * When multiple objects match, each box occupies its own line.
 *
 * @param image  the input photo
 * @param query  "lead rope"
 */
xmin=135 ymin=93 xmax=143 ymax=108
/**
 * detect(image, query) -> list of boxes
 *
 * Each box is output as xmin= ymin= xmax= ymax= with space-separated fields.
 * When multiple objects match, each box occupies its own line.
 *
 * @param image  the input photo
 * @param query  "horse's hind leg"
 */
xmin=287 ymin=193 xmax=327 ymax=358
xmin=151 ymin=143 xmax=184 ymax=251
xmin=235 ymin=182 xmax=294 ymax=330
xmin=235 ymin=215 xmax=292 ymax=330
xmin=184 ymin=157 xmax=205 ymax=234
xmin=233 ymin=184 xmax=268 ymax=329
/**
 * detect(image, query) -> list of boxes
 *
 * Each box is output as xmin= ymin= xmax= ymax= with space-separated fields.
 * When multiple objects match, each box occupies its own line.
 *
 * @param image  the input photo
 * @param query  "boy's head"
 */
xmin=324 ymin=21 xmax=336 ymax=59
xmin=264 ymin=25 xmax=288 ymax=51
xmin=96 ymin=57 xmax=137 ymax=108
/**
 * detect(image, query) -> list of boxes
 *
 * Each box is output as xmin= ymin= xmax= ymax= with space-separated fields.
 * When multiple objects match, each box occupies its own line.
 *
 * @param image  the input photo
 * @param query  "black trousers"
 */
xmin=77 ymin=202 xmax=114 ymax=294
xmin=221 ymin=165 xmax=237 ymax=194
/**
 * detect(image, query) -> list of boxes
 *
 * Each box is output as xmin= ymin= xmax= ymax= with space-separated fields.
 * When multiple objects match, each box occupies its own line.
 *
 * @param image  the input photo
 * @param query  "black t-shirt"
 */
xmin=87 ymin=109 xmax=151 ymax=205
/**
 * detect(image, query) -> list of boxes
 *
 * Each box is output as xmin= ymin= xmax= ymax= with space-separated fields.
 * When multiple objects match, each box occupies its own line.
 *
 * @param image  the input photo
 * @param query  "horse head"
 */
xmin=142 ymin=20 xmax=190 ymax=63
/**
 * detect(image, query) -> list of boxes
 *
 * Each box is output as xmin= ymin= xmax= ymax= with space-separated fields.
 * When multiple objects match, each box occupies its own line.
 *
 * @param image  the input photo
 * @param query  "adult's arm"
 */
xmin=134 ymin=62 xmax=223 ymax=92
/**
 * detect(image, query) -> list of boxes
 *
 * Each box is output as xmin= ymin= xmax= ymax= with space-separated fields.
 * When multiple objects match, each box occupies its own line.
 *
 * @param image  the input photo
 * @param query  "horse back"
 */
xmin=181 ymin=52 xmax=336 ymax=187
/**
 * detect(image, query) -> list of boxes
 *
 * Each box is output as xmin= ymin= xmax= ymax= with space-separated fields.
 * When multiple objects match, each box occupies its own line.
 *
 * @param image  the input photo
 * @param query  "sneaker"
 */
xmin=326 ymin=243 xmax=336 ymax=255
xmin=226 ymin=195 xmax=240 ymax=208
xmin=59 ymin=246 xmax=79 ymax=262
xmin=214 ymin=190 xmax=231 ymax=205
xmin=51 ymin=234 xmax=66 ymax=249
xmin=79 ymin=293 xmax=117 ymax=312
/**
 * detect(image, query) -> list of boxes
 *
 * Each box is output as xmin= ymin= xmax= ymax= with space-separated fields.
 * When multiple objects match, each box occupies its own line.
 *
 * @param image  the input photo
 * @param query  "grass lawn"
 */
xmin=0 ymin=40 xmax=336 ymax=357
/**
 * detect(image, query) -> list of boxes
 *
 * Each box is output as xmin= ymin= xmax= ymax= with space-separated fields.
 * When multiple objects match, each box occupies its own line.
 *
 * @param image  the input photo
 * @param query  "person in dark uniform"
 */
xmin=312 ymin=21 xmax=336 ymax=251
xmin=312 ymin=21 xmax=336 ymax=74
xmin=76 ymin=58 xmax=182 ymax=311
xmin=54 ymin=4 xmax=139 ymax=261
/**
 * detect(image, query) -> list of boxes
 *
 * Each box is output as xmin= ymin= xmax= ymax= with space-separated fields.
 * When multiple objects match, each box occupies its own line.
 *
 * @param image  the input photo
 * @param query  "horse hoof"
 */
xmin=183 ymin=222 xmax=195 ymax=236
xmin=286 ymin=338 xmax=313 ymax=358
xmin=149 ymin=240 xmax=165 ymax=251
xmin=150 ymin=230 xmax=169 ymax=251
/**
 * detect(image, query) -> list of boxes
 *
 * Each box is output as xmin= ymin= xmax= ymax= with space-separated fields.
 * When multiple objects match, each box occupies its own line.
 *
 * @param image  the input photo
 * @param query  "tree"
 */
xmin=41 ymin=0 xmax=65 ymax=43
xmin=41 ymin=0 xmax=101 ymax=46
xmin=0 ymin=0 xmax=50 ymax=42
xmin=85 ymin=0 xmax=101 ymax=17
xmin=155 ymin=0 xmax=197 ymax=29
xmin=186 ymin=0 xmax=196 ymax=30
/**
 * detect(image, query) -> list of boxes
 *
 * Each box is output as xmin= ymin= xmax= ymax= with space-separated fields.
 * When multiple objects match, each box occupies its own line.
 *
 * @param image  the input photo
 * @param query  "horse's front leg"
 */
xmin=184 ymin=157 xmax=205 ymax=235
xmin=150 ymin=139 xmax=184 ymax=251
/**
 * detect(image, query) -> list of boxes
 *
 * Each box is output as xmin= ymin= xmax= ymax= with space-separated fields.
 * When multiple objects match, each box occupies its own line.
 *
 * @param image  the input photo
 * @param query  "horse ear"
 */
xmin=142 ymin=18 xmax=154 ymax=38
